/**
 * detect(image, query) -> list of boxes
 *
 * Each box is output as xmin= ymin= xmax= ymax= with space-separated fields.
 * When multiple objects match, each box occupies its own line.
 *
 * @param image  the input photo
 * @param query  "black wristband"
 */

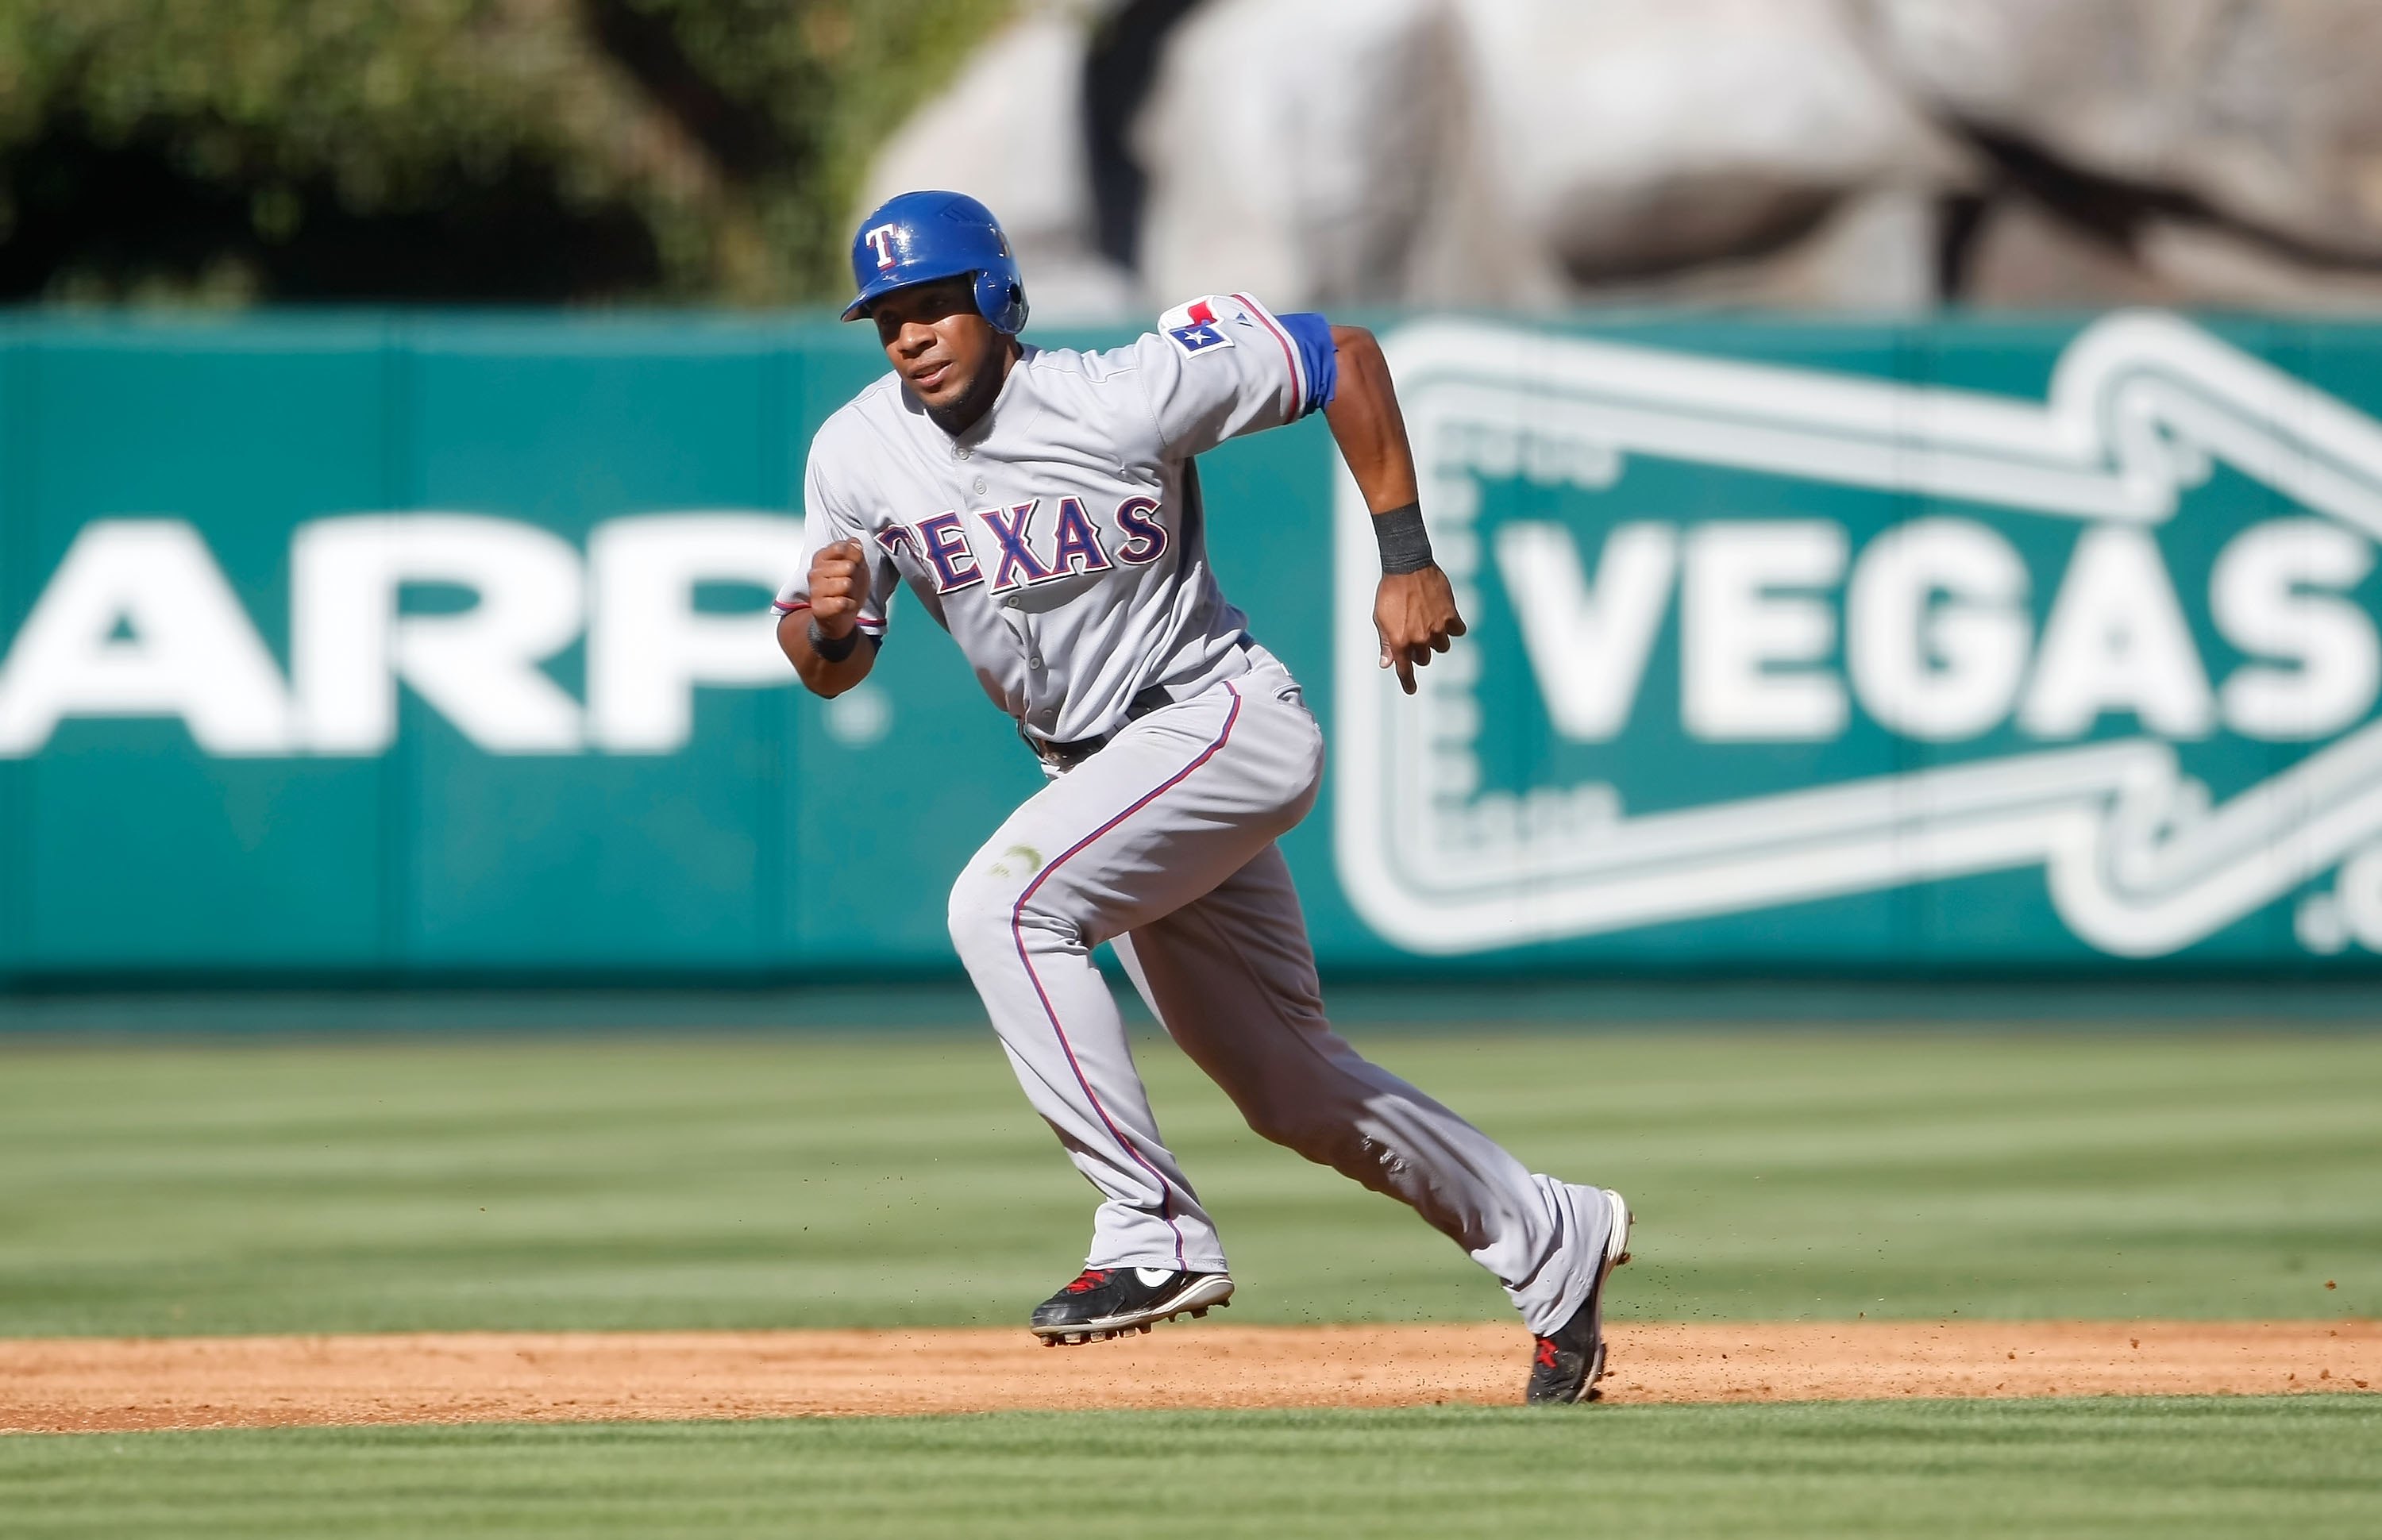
xmin=807 ymin=618 xmax=861 ymax=663
xmin=1372 ymin=501 xmax=1435 ymax=575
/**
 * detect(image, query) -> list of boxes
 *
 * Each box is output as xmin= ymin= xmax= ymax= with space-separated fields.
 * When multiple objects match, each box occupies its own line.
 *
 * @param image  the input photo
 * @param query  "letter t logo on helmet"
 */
xmin=842 ymin=191 xmax=1030 ymax=336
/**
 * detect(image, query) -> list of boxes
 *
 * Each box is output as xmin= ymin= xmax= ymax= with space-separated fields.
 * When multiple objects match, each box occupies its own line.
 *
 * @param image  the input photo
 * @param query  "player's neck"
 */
xmin=925 ymin=338 xmax=1023 ymax=438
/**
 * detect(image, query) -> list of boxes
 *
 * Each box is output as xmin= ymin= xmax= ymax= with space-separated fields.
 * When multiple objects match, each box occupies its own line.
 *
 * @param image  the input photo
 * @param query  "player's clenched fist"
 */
xmin=807 ymin=538 xmax=871 ymax=637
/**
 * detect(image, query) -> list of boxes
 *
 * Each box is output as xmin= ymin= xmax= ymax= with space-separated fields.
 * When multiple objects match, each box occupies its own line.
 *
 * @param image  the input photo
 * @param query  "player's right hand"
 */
xmin=1375 ymin=565 xmax=1467 ymax=695
xmin=807 ymin=539 xmax=871 ymax=639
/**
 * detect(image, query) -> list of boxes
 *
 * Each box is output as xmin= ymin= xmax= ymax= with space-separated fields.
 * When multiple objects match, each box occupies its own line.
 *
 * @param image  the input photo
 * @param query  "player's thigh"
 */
xmin=950 ymin=689 xmax=1316 ymax=949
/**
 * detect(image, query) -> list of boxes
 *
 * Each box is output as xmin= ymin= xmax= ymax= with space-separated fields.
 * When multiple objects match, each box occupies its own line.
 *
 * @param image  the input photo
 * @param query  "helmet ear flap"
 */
xmin=973 ymin=268 xmax=1028 ymax=335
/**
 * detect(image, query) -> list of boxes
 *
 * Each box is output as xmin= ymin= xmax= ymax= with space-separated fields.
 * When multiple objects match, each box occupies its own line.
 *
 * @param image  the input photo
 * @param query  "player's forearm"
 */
xmin=1328 ymin=325 xmax=1464 ymax=693
xmin=777 ymin=610 xmax=878 ymax=697
xmin=1322 ymin=325 xmax=1420 ymax=516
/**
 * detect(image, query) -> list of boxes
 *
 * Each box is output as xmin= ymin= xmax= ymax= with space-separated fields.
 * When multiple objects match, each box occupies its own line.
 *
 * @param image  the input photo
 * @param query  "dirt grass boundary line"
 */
xmin=2 ymin=1321 xmax=2374 ymax=1434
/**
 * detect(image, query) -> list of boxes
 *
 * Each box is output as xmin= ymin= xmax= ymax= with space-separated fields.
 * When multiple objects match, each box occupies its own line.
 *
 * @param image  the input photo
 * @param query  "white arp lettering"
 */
xmin=587 ymin=514 xmax=807 ymax=753
xmin=1495 ymin=520 xmax=1675 ymax=741
xmin=1682 ymin=521 xmax=1848 ymax=741
xmin=0 ymin=519 xmax=296 ymax=756
xmin=0 ymin=511 xmax=817 ymax=758
xmin=292 ymin=514 xmax=586 ymax=755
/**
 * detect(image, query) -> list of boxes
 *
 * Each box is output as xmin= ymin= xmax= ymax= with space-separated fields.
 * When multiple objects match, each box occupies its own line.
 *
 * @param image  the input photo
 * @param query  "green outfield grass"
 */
xmin=0 ymin=1030 xmax=2376 ymax=1335
xmin=3 ymin=1399 xmax=2377 ymax=1539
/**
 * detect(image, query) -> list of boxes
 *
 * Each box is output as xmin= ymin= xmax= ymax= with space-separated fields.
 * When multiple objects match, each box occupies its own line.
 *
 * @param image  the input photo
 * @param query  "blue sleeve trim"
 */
xmin=1280 ymin=312 xmax=1338 ymax=416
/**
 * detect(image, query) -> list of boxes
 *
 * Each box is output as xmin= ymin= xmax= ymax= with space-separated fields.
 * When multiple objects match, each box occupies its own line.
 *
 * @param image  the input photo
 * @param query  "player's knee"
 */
xmin=945 ymin=863 xmax=1020 ymax=967
xmin=1250 ymin=1105 xmax=1398 ymax=1197
xmin=1240 ymin=1091 xmax=1341 ymax=1161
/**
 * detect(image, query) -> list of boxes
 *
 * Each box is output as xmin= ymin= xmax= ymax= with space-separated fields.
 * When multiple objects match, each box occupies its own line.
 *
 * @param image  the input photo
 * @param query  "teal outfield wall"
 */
xmin=6 ymin=309 xmax=2382 ymax=985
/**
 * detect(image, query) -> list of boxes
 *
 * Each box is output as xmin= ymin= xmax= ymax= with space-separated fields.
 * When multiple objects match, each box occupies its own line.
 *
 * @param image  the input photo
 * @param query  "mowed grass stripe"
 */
xmin=0 ymin=1032 xmax=2375 ymax=1334
xmin=2 ymin=1399 xmax=2376 ymax=1540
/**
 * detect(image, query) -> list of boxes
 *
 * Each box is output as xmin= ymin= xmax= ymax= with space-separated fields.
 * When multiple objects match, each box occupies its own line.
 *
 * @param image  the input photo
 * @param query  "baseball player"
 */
xmin=776 ymin=191 xmax=1631 ymax=1403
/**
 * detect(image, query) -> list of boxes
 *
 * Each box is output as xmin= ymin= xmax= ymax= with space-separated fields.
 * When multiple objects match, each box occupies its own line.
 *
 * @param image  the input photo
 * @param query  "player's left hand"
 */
xmin=1374 ymin=566 xmax=1466 ymax=695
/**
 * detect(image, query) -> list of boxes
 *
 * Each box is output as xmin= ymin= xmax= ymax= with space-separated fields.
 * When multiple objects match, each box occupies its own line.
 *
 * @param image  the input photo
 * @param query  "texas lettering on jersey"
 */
xmin=877 ymin=496 xmax=1170 ymax=596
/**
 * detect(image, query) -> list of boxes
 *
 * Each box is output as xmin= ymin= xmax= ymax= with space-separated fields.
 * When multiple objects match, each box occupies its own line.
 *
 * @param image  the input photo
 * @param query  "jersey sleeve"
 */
xmin=1130 ymin=292 xmax=1338 ymax=459
xmin=775 ymin=448 xmax=894 ymax=639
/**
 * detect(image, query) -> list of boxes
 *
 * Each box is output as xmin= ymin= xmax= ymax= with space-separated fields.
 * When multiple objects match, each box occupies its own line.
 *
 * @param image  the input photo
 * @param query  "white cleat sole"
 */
xmin=1033 ymin=1273 xmax=1237 ymax=1346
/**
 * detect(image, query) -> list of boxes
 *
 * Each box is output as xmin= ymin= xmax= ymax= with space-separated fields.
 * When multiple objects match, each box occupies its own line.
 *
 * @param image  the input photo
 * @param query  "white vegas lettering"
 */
xmin=587 ymin=514 xmax=807 ymax=753
xmin=1846 ymin=518 xmax=2032 ymax=741
xmin=0 ymin=519 xmax=295 ymax=756
xmin=1681 ymin=520 xmax=1847 ymax=741
xmin=291 ymin=514 xmax=585 ymax=755
xmin=2210 ymin=518 xmax=2379 ymax=741
xmin=1495 ymin=520 xmax=1675 ymax=741
xmin=2018 ymin=524 xmax=2214 ymax=739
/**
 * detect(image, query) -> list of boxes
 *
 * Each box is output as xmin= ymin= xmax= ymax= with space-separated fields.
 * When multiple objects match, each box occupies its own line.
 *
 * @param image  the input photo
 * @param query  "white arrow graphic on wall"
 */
xmin=1333 ymin=311 xmax=2382 ymax=957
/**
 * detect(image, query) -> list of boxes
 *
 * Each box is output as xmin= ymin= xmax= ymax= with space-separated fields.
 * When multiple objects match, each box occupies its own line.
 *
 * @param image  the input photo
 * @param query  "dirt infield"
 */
xmin=2 ymin=1321 xmax=2372 ymax=1433
xmin=0 ymin=1323 xmax=2372 ymax=1438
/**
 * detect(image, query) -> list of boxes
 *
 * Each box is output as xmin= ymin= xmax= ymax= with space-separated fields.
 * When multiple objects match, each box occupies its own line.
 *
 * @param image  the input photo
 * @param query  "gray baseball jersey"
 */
xmin=784 ymin=295 xmax=1621 ymax=1340
xmin=773 ymin=293 xmax=1326 ymax=745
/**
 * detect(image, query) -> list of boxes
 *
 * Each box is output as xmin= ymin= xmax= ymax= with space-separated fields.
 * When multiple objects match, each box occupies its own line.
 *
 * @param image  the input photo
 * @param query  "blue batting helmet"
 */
xmin=842 ymin=191 xmax=1029 ymax=334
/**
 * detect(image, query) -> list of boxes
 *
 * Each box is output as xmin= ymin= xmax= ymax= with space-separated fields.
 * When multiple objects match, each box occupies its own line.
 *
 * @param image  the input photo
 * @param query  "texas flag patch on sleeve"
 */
xmin=1160 ymin=297 xmax=1238 ymax=359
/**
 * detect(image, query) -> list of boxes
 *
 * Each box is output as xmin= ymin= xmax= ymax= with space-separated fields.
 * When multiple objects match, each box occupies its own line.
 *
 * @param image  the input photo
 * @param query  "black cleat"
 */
xmin=1029 ymin=1265 xmax=1235 ymax=1346
xmin=1526 ymin=1187 xmax=1633 ymax=1405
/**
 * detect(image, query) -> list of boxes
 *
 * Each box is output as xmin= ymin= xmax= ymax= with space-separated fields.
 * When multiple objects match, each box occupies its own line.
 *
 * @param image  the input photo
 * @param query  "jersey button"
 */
xmin=1028 ymin=655 xmax=1044 ymax=670
xmin=972 ymin=476 xmax=988 ymax=495
xmin=956 ymin=448 xmax=972 ymax=460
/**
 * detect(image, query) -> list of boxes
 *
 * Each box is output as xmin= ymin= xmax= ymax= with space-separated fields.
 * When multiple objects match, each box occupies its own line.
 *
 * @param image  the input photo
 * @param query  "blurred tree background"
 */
xmin=0 ymin=0 xmax=1012 ymax=305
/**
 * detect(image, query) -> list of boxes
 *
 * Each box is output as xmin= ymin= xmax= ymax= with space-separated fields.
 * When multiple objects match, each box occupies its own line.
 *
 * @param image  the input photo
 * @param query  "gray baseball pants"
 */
xmin=945 ymin=650 xmax=1611 ymax=1334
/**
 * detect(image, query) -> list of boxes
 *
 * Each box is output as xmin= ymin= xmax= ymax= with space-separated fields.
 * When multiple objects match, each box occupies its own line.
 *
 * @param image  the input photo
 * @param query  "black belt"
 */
xmin=1024 ymin=685 xmax=1176 ymax=772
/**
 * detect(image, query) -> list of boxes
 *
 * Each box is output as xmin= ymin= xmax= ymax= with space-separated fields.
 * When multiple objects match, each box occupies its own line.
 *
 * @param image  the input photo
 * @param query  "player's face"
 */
xmin=871 ymin=278 xmax=1002 ymax=421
